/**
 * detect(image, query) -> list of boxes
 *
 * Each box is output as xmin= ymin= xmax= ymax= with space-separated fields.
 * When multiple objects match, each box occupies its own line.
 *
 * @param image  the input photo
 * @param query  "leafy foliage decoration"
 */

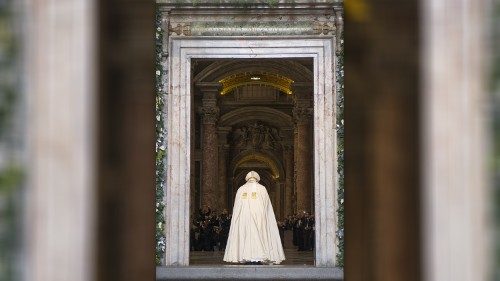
xmin=335 ymin=29 xmax=345 ymax=268
xmin=155 ymin=9 xmax=166 ymax=265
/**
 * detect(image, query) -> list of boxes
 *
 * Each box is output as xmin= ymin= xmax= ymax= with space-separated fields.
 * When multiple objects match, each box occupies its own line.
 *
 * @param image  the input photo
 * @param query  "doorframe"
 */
xmin=163 ymin=37 xmax=339 ymax=267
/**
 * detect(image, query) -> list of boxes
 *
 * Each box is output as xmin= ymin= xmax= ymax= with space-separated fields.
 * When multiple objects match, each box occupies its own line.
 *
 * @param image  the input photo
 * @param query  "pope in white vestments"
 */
xmin=223 ymin=171 xmax=285 ymax=264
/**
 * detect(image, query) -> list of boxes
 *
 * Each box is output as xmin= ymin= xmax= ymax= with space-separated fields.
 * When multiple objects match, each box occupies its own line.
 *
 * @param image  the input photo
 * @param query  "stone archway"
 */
xmin=194 ymin=59 xmax=313 ymax=85
xmin=194 ymin=61 xmax=313 ymax=218
xmin=229 ymin=149 xmax=286 ymax=218
xmin=163 ymin=37 xmax=339 ymax=267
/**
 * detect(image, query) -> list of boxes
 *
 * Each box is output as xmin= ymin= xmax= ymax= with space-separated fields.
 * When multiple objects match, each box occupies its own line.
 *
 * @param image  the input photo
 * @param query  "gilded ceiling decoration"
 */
xmin=219 ymin=72 xmax=294 ymax=95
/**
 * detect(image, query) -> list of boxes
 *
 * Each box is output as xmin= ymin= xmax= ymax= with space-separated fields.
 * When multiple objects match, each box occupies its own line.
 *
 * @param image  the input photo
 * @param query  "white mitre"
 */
xmin=245 ymin=171 xmax=260 ymax=182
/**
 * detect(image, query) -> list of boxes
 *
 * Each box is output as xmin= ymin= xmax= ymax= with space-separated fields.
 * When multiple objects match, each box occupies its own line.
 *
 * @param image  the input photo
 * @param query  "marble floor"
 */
xmin=190 ymin=248 xmax=314 ymax=265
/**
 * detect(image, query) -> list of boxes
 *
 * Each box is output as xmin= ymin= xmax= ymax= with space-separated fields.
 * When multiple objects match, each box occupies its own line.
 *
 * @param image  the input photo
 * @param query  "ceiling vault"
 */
xmin=219 ymin=72 xmax=294 ymax=95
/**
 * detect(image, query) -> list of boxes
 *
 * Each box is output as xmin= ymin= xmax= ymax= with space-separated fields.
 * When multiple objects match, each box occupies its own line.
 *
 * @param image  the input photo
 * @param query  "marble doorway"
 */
xmin=162 ymin=38 xmax=339 ymax=267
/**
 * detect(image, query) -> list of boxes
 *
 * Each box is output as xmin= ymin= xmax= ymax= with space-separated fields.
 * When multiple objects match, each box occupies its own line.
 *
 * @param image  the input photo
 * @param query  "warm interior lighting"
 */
xmin=219 ymin=72 xmax=294 ymax=95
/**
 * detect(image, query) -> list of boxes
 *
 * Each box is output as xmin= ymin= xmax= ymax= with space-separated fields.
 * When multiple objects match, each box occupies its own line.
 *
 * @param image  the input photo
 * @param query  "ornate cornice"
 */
xmin=219 ymin=106 xmax=292 ymax=128
xmin=167 ymin=21 xmax=336 ymax=37
xmin=157 ymin=0 xmax=341 ymax=9
xmin=169 ymin=23 xmax=191 ymax=36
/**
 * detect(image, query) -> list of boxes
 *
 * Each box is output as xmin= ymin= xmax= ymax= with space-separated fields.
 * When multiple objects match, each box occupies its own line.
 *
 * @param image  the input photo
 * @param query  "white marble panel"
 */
xmin=25 ymin=0 xmax=96 ymax=280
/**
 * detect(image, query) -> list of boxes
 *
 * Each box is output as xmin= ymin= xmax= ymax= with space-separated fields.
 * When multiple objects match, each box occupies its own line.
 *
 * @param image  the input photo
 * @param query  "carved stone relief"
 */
xmin=231 ymin=122 xmax=282 ymax=151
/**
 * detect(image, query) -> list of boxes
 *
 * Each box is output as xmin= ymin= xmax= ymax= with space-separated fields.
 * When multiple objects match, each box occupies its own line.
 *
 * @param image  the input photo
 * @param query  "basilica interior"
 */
xmin=188 ymin=59 xmax=315 ymax=264
xmin=190 ymin=58 xmax=315 ymax=220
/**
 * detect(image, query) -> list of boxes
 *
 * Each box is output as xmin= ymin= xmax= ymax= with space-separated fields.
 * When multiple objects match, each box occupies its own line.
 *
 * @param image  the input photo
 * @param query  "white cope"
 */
xmin=223 ymin=171 xmax=285 ymax=264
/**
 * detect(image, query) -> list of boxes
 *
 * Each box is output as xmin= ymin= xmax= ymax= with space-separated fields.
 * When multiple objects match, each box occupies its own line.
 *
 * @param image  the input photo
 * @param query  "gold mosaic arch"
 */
xmin=219 ymin=72 xmax=294 ymax=95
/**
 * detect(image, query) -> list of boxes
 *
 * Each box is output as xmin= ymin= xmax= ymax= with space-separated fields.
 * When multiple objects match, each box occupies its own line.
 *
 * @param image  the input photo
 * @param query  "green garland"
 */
xmin=155 ymin=9 xmax=166 ymax=265
xmin=154 ymin=9 xmax=345 ymax=267
xmin=0 ymin=1 xmax=23 ymax=279
xmin=335 ymin=30 xmax=345 ymax=267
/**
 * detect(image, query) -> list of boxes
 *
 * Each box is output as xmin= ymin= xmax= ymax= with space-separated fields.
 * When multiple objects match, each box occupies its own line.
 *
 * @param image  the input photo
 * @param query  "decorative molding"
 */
xmin=169 ymin=23 xmax=191 ymax=36
xmin=218 ymin=106 xmax=293 ymax=128
xmin=164 ymin=38 xmax=338 ymax=266
xmin=157 ymin=0 xmax=342 ymax=9
xmin=199 ymin=106 xmax=219 ymax=124
xmin=194 ymin=60 xmax=313 ymax=83
xmin=168 ymin=21 xmax=336 ymax=36
xmin=334 ymin=10 xmax=343 ymax=54
xmin=313 ymin=22 xmax=336 ymax=35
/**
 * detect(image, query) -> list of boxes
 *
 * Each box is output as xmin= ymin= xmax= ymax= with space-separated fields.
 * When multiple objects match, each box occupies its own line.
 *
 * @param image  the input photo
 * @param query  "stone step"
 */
xmin=156 ymin=266 xmax=343 ymax=281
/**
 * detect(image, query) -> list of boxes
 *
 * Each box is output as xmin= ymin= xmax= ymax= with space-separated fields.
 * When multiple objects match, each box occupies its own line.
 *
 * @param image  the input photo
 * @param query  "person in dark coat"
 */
xmin=218 ymin=209 xmax=231 ymax=251
xmin=292 ymin=214 xmax=299 ymax=247
xmin=296 ymin=212 xmax=306 ymax=251
xmin=302 ymin=213 xmax=313 ymax=251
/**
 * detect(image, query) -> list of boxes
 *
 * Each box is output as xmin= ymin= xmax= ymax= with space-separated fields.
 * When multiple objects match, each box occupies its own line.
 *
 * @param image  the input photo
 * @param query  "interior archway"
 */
xmin=189 ymin=57 xmax=315 ymax=265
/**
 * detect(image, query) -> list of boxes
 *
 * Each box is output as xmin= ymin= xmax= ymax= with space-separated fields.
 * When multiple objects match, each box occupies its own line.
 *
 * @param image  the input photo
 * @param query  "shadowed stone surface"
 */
xmin=190 ymin=248 xmax=314 ymax=265
xmin=156 ymin=266 xmax=343 ymax=281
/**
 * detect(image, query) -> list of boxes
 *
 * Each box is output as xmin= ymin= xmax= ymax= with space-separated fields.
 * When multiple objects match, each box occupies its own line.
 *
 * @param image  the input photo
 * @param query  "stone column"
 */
xmin=293 ymin=101 xmax=313 ymax=214
xmin=283 ymin=143 xmax=294 ymax=217
xmin=218 ymin=127 xmax=231 ymax=210
xmin=199 ymin=89 xmax=219 ymax=210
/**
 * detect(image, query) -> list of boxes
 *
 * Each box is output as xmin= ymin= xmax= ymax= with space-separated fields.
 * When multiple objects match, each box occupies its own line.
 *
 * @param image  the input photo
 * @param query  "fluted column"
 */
xmin=218 ymin=127 xmax=231 ymax=210
xmin=199 ymin=89 xmax=219 ymax=210
xmin=293 ymin=102 xmax=313 ymax=213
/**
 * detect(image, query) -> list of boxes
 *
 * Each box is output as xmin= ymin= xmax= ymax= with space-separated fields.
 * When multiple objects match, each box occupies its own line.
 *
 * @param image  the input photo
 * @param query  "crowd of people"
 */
xmin=279 ymin=212 xmax=315 ymax=251
xmin=190 ymin=207 xmax=231 ymax=251
xmin=190 ymin=206 xmax=315 ymax=252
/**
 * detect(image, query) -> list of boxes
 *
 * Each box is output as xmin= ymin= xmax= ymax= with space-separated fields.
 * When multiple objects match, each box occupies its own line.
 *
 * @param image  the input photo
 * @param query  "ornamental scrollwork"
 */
xmin=169 ymin=23 xmax=191 ymax=36
xmin=313 ymin=21 xmax=336 ymax=35
xmin=200 ymin=106 xmax=220 ymax=124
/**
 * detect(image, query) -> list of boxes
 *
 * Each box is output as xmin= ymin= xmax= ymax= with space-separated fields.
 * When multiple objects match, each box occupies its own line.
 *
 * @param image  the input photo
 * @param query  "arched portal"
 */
xmin=190 ymin=58 xmax=315 ymax=221
xmin=229 ymin=150 xmax=285 ymax=218
xmin=189 ymin=58 xmax=316 ymax=266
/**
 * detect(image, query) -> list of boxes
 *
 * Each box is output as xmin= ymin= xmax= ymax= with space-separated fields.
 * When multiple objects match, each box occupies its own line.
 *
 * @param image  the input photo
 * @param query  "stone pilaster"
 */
xmin=283 ymin=143 xmax=294 ymax=217
xmin=293 ymin=101 xmax=313 ymax=214
xmin=218 ymin=127 xmax=231 ymax=210
xmin=274 ymin=181 xmax=286 ymax=220
xmin=199 ymin=89 xmax=219 ymax=210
